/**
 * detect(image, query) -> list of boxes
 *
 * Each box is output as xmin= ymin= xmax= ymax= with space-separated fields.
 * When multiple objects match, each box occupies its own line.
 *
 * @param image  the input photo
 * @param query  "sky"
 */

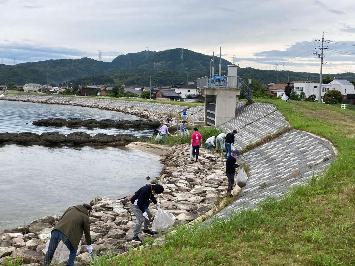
xmin=0 ymin=0 xmax=355 ymax=74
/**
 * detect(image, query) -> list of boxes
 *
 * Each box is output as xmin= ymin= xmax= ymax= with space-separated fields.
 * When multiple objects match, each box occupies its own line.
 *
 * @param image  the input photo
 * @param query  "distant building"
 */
xmin=267 ymin=83 xmax=287 ymax=97
xmin=124 ymin=87 xmax=143 ymax=97
xmin=325 ymin=80 xmax=355 ymax=96
xmin=293 ymin=79 xmax=355 ymax=101
xmin=23 ymin=83 xmax=42 ymax=92
xmin=155 ymin=89 xmax=181 ymax=100
xmin=173 ymin=87 xmax=199 ymax=99
xmin=79 ymin=85 xmax=101 ymax=96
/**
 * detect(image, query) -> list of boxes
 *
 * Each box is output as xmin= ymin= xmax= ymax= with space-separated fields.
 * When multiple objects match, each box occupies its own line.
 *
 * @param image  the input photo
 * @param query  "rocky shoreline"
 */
xmin=0 ymin=95 xmax=205 ymax=123
xmin=0 ymin=144 xmax=234 ymax=265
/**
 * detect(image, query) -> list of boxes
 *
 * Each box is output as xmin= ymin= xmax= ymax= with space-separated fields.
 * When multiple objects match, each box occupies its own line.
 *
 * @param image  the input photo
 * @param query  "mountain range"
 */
xmin=0 ymin=48 xmax=354 ymax=86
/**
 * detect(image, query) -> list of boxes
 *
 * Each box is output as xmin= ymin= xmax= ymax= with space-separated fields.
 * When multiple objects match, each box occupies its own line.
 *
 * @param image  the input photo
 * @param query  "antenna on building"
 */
xmin=219 ymin=46 xmax=222 ymax=76
xmin=98 ymin=50 xmax=102 ymax=61
xmin=212 ymin=52 xmax=215 ymax=77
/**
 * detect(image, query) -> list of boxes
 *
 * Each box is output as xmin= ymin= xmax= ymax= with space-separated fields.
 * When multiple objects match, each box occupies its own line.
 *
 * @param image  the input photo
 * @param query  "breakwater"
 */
xmin=0 ymin=132 xmax=140 ymax=147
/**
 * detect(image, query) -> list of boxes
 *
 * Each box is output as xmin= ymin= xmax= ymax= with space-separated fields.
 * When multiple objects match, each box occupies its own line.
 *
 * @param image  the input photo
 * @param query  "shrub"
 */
xmin=140 ymin=91 xmax=151 ymax=99
xmin=323 ymin=90 xmax=342 ymax=104
xmin=151 ymin=126 xmax=221 ymax=146
xmin=289 ymin=90 xmax=300 ymax=101
xmin=305 ymin=94 xmax=317 ymax=102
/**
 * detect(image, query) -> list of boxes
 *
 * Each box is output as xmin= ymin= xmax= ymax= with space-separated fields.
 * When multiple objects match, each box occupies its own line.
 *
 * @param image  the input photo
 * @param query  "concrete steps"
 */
xmin=219 ymin=103 xmax=290 ymax=150
xmin=213 ymin=130 xmax=336 ymax=220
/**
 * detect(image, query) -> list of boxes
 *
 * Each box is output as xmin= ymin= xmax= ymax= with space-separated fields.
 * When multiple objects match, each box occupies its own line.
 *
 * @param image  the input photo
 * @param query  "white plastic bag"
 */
xmin=236 ymin=168 xmax=248 ymax=188
xmin=152 ymin=208 xmax=176 ymax=232
xmin=155 ymin=134 xmax=162 ymax=142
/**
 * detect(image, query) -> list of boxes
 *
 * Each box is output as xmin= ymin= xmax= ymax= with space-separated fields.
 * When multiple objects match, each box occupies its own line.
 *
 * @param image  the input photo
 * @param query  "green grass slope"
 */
xmin=92 ymin=100 xmax=354 ymax=266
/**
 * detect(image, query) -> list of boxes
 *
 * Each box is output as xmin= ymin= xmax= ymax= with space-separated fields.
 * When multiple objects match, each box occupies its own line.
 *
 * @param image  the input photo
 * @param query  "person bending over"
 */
xmin=130 ymin=183 xmax=164 ymax=242
xmin=44 ymin=204 xmax=93 ymax=266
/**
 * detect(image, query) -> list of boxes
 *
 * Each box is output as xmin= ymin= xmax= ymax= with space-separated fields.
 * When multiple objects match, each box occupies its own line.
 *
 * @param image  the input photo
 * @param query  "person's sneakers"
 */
xmin=132 ymin=236 xmax=142 ymax=242
xmin=143 ymin=229 xmax=157 ymax=235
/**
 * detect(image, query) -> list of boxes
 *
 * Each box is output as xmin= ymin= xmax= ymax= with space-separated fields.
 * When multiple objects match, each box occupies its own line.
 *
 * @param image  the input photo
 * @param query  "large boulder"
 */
xmin=66 ymin=132 xmax=91 ymax=145
xmin=40 ymin=132 xmax=66 ymax=144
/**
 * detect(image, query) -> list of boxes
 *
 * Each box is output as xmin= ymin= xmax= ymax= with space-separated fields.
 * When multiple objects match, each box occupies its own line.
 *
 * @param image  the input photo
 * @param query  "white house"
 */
xmin=174 ymin=87 xmax=199 ymax=99
xmin=293 ymin=79 xmax=355 ymax=101
xmin=293 ymin=81 xmax=320 ymax=99
xmin=324 ymin=80 xmax=355 ymax=95
xmin=23 ymin=83 xmax=42 ymax=92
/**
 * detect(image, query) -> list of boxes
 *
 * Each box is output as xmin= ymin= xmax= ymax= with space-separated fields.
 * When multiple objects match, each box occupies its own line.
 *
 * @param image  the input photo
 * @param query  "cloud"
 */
xmin=23 ymin=5 xmax=42 ymax=9
xmin=239 ymin=40 xmax=355 ymax=69
xmin=0 ymin=42 xmax=87 ymax=64
xmin=341 ymin=25 xmax=355 ymax=33
xmin=314 ymin=0 xmax=345 ymax=15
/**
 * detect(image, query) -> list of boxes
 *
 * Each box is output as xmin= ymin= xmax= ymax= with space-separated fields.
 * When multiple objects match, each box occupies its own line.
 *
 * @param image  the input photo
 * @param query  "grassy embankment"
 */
xmin=92 ymin=99 xmax=354 ymax=266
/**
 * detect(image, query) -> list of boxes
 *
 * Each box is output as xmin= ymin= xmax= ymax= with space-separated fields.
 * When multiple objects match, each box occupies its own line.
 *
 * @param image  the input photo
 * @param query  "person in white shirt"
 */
xmin=205 ymin=136 xmax=216 ymax=150
xmin=159 ymin=124 xmax=169 ymax=138
xmin=216 ymin=133 xmax=226 ymax=151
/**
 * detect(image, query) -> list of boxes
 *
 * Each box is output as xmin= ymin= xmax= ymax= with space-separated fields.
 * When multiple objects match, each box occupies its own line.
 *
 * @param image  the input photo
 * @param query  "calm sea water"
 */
xmin=0 ymin=100 xmax=153 ymax=136
xmin=0 ymin=101 xmax=162 ymax=230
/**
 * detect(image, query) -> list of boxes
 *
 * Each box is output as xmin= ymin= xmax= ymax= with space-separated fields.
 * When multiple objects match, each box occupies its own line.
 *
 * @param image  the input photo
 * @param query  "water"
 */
xmin=0 ymin=100 xmax=153 ymax=136
xmin=0 ymin=145 xmax=162 ymax=230
xmin=0 ymin=101 xmax=162 ymax=230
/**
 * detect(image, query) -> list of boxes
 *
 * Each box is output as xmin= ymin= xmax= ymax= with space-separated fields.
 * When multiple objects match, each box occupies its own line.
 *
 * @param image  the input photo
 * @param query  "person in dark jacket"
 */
xmin=44 ymin=204 xmax=92 ymax=266
xmin=130 ymin=183 xmax=164 ymax=242
xmin=225 ymin=130 xmax=237 ymax=158
xmin=226 ymin=151 xmax=239 ymax=196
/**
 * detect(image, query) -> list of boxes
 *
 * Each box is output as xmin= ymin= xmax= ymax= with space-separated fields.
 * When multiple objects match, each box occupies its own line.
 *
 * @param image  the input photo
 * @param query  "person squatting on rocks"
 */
xmin=44 ymin=204 xmax=93 ymax=266
xmin=205 ymin=135 xmax=216 ymax=150
xmin=216 ymin=132 xmax=226 ymax=151
xmin=225 ymin=130 xmax=237 ymax=158
xmin=158 ymin=123 xmax=170 ymax=140
xmin=226 ymin=150 xmax=239 ymax=197
xmin=191 ymin=127 xmax=203 ymax=162
xmin=130 ymin=183 xmax=164 ymax=242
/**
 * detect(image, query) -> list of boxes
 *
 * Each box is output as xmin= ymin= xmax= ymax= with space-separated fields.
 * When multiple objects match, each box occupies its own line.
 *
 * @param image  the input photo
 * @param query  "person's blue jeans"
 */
xmin=44 ymin=230 xmax=77 ymax=266
xmin=225 ymin=143 xmax=232 ymax=158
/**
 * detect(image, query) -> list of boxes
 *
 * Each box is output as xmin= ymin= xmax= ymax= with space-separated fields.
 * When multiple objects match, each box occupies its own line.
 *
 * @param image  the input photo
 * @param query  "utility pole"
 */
xmin=149 ymin=75 xmax=152 ymax=99
xmin=314 ymin=32 xmax=330 ymax=103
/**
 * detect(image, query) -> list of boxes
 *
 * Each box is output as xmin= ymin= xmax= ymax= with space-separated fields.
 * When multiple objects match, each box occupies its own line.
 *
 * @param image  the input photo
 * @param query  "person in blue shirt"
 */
xmin=181 ymin=108 xmax=188 ymax=121
xmin=130 ymin=183 xmax=164 ymax=242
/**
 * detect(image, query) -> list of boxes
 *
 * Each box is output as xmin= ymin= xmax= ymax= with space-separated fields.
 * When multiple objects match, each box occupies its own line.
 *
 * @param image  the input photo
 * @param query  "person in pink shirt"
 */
xmin=191 ymin=127 xmax=202 ymax=162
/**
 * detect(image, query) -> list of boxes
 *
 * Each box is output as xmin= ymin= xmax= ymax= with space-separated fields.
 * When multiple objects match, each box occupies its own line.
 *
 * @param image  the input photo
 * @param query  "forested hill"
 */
xmin=0 ymin=48 xmax=354 ymax=86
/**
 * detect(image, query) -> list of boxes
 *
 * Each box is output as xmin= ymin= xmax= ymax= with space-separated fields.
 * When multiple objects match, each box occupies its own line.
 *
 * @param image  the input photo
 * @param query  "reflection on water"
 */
xmin=0 ymin=145 xmax=162 ymax=230
xmin=0 ymin=100 xmax=153 ymax=136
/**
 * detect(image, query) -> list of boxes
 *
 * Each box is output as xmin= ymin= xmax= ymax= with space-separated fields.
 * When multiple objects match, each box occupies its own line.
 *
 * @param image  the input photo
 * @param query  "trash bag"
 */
xmin=43 ymin=233 xmax=81 ymax=264
xmin=152 ymin=208 xmax=176 ymax=232
xmin=190 ymin=145 xmax=194 ymax=159
xmin=155 ymin=134 xmax=163 ymax=142
xmin=236 ymin=168 xmax=248 ymax=188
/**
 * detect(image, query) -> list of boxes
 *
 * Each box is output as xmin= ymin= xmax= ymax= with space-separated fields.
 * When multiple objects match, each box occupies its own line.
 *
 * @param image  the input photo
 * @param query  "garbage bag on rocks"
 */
xmin=152 ymin=208 xmax=176 ymax=232
xmin=236 ymin=168 xmax=248 ymax=188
